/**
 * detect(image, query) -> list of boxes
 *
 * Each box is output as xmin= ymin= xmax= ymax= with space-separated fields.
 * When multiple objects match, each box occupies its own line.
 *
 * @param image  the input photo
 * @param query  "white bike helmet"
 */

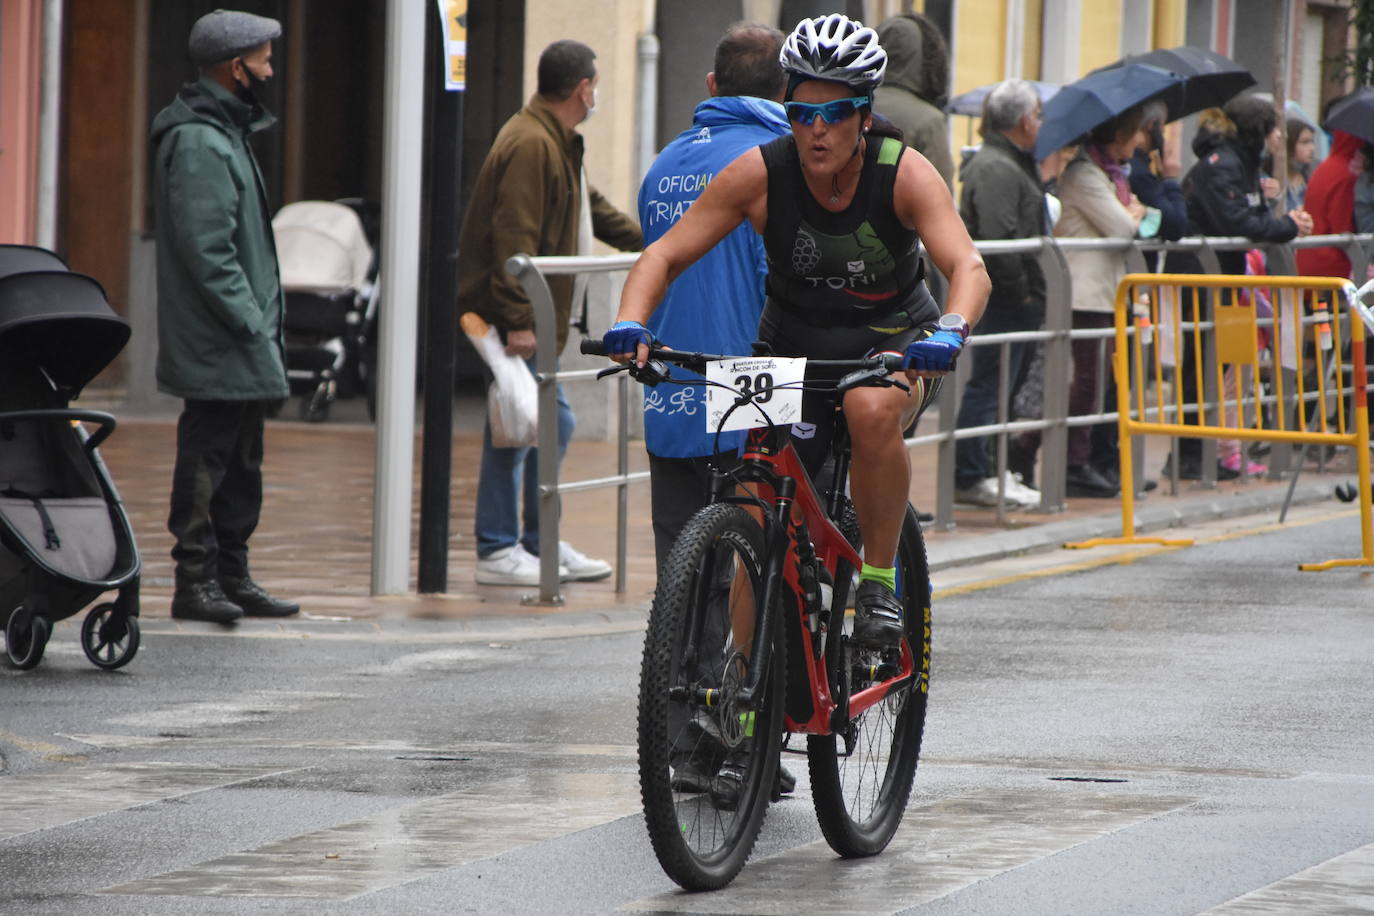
xmin=780 ymin=14 xmax=887 ymax=96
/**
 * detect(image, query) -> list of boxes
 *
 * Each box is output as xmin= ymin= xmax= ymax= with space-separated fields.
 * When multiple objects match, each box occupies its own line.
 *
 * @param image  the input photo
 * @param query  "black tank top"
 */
xmin=760 ymin=134 xmax=934 ymax=329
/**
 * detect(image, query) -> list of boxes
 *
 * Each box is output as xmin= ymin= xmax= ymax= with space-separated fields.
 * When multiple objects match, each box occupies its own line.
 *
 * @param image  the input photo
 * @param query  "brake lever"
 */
xmin=628 ymin=358 xmax=672 ymax=387
xmin=595 ymin=365 xmax=627 ymax=380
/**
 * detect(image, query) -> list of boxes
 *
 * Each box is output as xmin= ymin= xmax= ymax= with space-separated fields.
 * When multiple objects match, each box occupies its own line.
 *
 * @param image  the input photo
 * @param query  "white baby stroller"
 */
xmin=272 ymin=200 xmax=377 ymax=422
xmin=0 ymin=244 xmax=142 ymax=670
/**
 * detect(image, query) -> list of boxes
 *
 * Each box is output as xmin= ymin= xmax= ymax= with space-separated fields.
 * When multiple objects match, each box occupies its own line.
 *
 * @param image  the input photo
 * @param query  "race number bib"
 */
xmin=704 ymin=357 xmax=806 ymax=432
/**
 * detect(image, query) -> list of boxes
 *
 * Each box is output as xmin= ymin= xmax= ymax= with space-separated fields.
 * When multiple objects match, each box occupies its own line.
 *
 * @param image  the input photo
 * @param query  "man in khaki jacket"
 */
xmin=458 ymin=39 xmax=642 ymax=587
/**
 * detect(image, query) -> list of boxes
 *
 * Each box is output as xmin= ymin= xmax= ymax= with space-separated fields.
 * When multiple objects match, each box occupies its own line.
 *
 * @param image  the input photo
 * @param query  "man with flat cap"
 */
xmin=151 ymin=8 xmax=298 ymax=623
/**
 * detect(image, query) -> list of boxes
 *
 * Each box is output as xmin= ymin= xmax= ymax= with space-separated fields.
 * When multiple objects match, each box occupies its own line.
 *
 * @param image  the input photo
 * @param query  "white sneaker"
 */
xmin=558 ymin=540 xmax=613 ymax=582
xmin=475 ymin=544 xmax=568 ymax=586
xmin=1001 ymin=471 xmax=1041 ymax=508
xmin=953 ymin=477 xmax=1006 ymax=508
xmin=954 ymin=475 xmax=1037 ymax=509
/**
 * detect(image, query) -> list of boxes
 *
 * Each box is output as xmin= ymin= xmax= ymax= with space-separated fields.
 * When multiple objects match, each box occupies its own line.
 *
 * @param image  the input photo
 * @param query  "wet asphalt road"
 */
xmin=2 ymin=506 xmax=1373 ymax=915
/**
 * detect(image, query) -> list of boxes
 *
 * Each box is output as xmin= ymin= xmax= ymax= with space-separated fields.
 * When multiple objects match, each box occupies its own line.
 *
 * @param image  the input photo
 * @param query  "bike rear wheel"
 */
xmin=808 ymin=504 xmax=930 ymax=857
xmin=638 ymin=503 xmax=785 ymax=890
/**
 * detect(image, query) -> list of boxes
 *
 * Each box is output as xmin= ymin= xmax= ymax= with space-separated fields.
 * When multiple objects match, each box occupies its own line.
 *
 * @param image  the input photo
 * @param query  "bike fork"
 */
xmin=736 ymin=476 xmax=795 ymax=709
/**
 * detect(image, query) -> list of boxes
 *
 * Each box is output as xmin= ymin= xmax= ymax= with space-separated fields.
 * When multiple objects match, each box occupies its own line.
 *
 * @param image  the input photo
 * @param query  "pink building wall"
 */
xmin=1 ymin=0 xmax=42 ymax=244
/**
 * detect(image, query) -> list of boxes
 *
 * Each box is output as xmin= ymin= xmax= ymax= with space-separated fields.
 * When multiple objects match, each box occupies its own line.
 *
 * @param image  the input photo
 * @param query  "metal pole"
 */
xmin=418 ymin=9 xmax=463 ymax=594
xmin=1271 ymin=0 xmax=1292 ymax=215
xmin=35 ymin=0 xmax=64 ymax=251
xmin=372 ymin=0 xmax=426 ymax=595
xmin=635 ymin=32 xmax=659 ymax=185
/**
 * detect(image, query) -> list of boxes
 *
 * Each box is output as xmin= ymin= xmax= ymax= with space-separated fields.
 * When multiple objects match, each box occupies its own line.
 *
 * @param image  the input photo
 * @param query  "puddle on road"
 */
xmin=626 ymin=788 xmax=1195 ymax=916
xmin=0 ymin=763 xmax=292 ymax=841
xmin=1199 ymin=841 xmax=1374 ymax=914
xmin=99 ymin=772 xmax=641 ymax=900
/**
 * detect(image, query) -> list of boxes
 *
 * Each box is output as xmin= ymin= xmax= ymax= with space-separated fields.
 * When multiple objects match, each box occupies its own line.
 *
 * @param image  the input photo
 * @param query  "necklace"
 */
xmin=827 ymin=138 xmax=865 ymax=204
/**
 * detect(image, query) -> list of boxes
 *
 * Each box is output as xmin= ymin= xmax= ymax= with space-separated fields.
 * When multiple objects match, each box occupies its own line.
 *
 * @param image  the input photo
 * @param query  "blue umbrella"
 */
xmin=945 ymin=80 xmax=1059 ymax=117
xmin=1033 ymin=63 xmax=1185 ymax=161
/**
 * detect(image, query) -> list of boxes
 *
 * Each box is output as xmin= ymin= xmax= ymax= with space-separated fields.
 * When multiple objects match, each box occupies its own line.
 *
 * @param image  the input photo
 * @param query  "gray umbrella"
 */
xmin=944 ymin=80 xmax=1059 ymax=117
xmin=1323 ymin=87 xmax=1374 ymax=145
xmin=1094 ymin=46 xmax=1255 ymax=120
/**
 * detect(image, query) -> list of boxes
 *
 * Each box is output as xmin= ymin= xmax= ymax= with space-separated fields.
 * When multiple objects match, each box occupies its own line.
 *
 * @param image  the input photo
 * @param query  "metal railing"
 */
xmin=507 ymin=232 xmax=1374 ymax=603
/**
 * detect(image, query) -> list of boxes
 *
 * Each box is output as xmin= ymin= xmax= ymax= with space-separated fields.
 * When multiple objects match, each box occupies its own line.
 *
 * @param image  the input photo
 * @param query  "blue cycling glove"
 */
xmin=901 ymin=329 xmax=965 ymax=373
xmin=603 ymin=320 xmax=652 ymax=356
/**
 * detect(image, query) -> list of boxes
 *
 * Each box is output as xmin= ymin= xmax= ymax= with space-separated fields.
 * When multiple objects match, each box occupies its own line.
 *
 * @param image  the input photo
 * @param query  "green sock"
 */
xmin=859 ymin=563 xmax=896 ymax=591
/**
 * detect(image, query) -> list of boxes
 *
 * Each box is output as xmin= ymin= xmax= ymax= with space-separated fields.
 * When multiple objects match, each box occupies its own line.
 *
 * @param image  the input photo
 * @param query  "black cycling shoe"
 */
xmin=853 ymin=580 xmax=905 ymax=651
xmin=709 ymin=747 xmax=750 ymax=811
xmin=777 ymin=763 xmax=796 ymax=795
xmin=670 ymin=757 xmax=714 ymax=794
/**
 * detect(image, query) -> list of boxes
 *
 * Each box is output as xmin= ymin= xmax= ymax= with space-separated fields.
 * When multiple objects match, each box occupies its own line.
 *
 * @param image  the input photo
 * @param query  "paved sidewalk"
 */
xmin=94 ymin=405 xmax=1357 ymax=623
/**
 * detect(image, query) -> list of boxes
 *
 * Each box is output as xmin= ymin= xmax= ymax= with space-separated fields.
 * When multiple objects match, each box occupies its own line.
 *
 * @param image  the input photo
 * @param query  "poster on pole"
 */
xmin=437 ymin=0 xmax=468 ymax=91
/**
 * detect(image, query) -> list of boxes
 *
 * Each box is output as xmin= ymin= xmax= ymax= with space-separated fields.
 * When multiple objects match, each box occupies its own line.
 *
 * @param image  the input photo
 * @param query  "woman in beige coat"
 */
xmin=1054 ymin=104 xmax=1149 ymax=497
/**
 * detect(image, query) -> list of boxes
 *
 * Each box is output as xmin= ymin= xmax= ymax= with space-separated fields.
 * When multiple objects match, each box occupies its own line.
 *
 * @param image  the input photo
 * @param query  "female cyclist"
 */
xmin=604 ymin=14 xmax=990 ymax=651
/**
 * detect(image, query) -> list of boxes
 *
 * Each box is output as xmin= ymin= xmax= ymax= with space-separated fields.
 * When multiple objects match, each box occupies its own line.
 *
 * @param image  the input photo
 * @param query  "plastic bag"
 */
xmin=461 ymin=313 xmax=538 ymax=447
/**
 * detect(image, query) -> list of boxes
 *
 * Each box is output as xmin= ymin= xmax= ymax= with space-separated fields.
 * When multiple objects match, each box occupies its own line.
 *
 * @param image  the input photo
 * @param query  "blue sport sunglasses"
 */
xmin=784 ymin=96 xmax=869 ymax=125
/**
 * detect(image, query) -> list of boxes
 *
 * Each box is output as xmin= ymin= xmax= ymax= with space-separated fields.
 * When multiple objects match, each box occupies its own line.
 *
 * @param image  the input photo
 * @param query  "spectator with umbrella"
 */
xmin=1018 ymin=63 xmax=1183 ymax=498
xmin=1298 ymin=88 xmax=1374 ymax=281
xmin=1053 ymin=100 xmax=1156 ymax=497
xmin=1165 ymin=94 xmax=1313 ymax=481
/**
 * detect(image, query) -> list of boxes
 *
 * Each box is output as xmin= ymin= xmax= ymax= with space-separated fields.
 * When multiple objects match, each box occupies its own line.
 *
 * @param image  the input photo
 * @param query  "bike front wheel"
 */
xmin=638 ymin=502 xmax=785 ymax=890
xmin=808 ymin=504 xmax=931 ymax=857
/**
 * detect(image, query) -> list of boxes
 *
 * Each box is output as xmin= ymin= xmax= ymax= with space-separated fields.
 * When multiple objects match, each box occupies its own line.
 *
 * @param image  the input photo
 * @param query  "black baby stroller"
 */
xmin=0 ymin=245 xmax=141 ymax=670
xmin=272 ymin=200 xmax=377 ymax=422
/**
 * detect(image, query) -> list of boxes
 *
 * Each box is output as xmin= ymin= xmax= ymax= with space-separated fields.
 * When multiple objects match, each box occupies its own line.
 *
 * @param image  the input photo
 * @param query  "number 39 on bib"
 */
xmin=704 ymin=357 xmax=806 ymax=433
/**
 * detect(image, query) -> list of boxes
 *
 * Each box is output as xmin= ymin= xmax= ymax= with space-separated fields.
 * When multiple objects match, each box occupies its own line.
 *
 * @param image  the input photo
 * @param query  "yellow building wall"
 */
xmin=948 ymin=0 xmax=1009 ymax=152
xmin=524 ymin=0 xmax=648 ymax=241
xmin=1153 ymin=0 xmax=1187 ymax=48
xmin=1077 ymin=1 xmax=1123 ymax=75
xmin=953 ymin=0 xmax=1007 ymax=97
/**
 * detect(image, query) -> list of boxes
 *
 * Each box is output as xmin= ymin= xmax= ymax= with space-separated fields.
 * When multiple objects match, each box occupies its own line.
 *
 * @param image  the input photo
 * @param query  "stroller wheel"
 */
xmin=81 ymin=603 xmax=140 ymax=670
xmin=5 ymin=605 xmax=50 ymax=670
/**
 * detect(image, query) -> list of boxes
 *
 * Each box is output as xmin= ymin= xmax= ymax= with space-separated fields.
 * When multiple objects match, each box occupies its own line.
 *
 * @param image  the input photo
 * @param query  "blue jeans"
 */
xmin=474 ymin=358 xmax=575 ymax=559
xmin=953 ymin=311 xmax=1035 ymax=489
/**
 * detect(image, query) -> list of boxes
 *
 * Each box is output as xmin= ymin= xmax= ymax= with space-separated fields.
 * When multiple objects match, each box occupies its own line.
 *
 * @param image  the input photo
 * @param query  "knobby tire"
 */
xmin=808 ymin=504 xmax=931 ymax=856
xmin=637 ymin=502 xmax=785 ymax=890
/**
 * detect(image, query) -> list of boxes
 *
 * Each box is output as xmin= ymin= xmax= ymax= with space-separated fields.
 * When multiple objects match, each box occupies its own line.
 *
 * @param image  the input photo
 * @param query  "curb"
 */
xmin=927 ymin=478 xmax=1341 ymax=571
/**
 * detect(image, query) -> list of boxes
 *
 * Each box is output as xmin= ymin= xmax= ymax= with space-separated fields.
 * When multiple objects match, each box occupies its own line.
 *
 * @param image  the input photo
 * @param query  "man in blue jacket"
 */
xmin=639 ymin=23 xmax=790 ymax=570
xmin=637 ymin=22 xmax=793 ymax=799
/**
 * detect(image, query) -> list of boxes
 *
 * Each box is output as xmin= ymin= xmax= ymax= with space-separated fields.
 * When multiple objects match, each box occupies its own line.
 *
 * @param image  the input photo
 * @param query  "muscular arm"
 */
xmin=615 ymin=148 xmax=766 ymax=328
xmin=892 ymin=152 xmax=991 ymax=328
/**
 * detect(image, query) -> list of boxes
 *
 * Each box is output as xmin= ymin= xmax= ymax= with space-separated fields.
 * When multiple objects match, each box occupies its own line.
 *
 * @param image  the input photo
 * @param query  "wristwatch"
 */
xmin=937 ymin=312 xmax=970 ymax=340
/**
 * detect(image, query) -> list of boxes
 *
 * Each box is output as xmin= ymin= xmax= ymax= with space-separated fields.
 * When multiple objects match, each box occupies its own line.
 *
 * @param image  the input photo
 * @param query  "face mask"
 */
xmin=235 ymin=57 xmax=269 ymax=104
xmin=583 ymin=86 xmax=599 ymax=121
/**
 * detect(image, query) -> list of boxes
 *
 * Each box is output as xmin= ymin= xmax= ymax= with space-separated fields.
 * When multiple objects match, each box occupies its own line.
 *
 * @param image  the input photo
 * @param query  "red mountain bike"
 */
xmin=584 ymin=341 xmax=932 ymax=890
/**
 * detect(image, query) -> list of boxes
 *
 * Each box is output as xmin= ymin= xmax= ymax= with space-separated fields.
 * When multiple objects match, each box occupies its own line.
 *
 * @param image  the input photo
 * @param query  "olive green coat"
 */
xmin=457 ymin=94 xmax=642 ymax=355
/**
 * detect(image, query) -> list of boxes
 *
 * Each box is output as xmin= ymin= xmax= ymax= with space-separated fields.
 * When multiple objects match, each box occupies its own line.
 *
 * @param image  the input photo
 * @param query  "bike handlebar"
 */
xmin=579 ymin=338 xmax=906 ymax=377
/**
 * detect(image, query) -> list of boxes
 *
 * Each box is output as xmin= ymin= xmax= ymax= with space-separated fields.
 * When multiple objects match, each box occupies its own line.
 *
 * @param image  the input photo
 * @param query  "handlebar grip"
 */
xmin=580 ymin=339 xmax=607 ymax=356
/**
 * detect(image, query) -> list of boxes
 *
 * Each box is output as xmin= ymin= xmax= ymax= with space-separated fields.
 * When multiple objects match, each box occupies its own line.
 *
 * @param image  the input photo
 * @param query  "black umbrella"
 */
xmin=1033 ymin=63 xmax=1184 ymax=160
xmin=1323 ymin=87 xmax=1374 ymax=145
xmin=1101 ymin=46 xmax=1255 ymax=119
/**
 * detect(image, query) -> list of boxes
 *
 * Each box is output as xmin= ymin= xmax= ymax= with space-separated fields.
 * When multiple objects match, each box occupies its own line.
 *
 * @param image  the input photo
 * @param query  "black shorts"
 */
xmin=755 ymin=291 xmax=942 ymax=479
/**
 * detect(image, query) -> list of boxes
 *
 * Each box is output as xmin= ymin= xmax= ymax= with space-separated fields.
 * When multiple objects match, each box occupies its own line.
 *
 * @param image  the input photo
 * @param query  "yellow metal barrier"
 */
xmin=1067 ymin=273 xmax=1373 ymax=571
